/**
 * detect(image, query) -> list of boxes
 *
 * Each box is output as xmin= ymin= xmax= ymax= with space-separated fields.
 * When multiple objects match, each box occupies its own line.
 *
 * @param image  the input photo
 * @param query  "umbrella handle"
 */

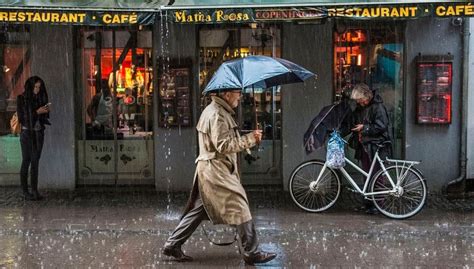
xmin=253 ymin=86 xmax=259 ymax=131
xmin=243 ymin=86 xmax=261 ymax=160
xmin=253 ymin=86 xmax=261 ymax=157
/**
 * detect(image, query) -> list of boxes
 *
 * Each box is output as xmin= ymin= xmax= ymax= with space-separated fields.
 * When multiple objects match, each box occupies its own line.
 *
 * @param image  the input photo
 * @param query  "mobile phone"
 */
xmin=45 ymin=102 xmax=52 ymax=107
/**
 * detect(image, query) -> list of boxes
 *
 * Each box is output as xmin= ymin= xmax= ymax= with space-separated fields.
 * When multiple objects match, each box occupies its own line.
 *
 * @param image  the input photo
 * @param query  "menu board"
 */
xmin=415 ymin=55 xmax=452 ymax=124
xmin=158 ymin=60 xmax=192 ymax=127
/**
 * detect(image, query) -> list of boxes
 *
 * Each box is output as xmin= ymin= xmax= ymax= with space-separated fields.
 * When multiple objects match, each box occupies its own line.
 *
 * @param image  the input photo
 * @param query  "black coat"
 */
xmin=343 ymin=94 xmax=392 ymax=161
xmin=17 ymin=94 xmax=50 ymax=130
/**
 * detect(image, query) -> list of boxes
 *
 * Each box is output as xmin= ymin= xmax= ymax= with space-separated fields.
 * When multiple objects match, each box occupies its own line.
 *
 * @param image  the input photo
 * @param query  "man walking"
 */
xmin=162 ymin=89 xmax=277 ymax=265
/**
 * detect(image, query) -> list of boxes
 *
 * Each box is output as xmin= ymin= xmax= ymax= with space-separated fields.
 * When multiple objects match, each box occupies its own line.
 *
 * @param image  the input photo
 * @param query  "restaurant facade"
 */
xmin=0 ymin=1 xmax=473 ymax=194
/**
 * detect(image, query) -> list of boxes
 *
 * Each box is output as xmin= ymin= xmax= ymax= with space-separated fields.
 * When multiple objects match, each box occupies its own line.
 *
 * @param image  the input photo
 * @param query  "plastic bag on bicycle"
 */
xmin=326 ymin=130 xmax=346 ymax=169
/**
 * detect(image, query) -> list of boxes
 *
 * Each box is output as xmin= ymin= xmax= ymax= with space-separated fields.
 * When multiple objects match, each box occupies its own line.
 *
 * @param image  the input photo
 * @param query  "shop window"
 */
xmin=81 ymin=30 xmax=154 ymax=141
xmin=0 ymin=25 xmax=30 ymax=177
xmin=334 ymin=29 xmax=368 ymax=97
xmin=416 ymin=55 xmax=452 ymax=124
xmin=198 ymin=23 xmax=283 ymax=184
xmin=78 ymin=29 xmax=155 ymax=184
xmin=198 ymin=24 xmax=282 ymax=136
xmin=333 ymin=22 xmax=404 ymax=158
xmin=0 ymin=26 xmax=31 ymax=134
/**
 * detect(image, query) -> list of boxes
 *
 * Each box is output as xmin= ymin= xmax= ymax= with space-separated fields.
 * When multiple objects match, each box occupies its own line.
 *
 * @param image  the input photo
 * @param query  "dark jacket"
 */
xmin=17 ymin=94 xmax=50 ymax=130
xmin=346 ymin=93 xmax=392 ymax=161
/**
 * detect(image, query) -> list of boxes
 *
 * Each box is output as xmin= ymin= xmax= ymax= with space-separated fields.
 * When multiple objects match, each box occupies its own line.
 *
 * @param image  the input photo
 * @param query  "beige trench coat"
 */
xmin=182 ymin=96 xmax=257 ymax=225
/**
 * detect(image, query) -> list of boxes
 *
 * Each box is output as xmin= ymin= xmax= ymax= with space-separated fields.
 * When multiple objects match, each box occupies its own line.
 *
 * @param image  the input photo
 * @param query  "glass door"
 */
xmin=239 ymin=86 xmax=282 ymax=184
xmin=198 ymin=23 xmax=282 ymax=185
xmin=77 ymin=28 xmax=154 ymax=185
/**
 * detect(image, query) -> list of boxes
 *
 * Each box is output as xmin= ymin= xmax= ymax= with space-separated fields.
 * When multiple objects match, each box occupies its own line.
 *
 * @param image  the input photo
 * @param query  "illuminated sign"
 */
xmin=326 ymin=6 xmax=421 ymax=18
xmin=0 ymin=11 xmax=154 ymax=25
xmin=255 ymin=8 xmax=326 ymax=20
xmin=172 ymin=3 xmax=474 ymax=23
xmin=435 ymin=4 xmax=474 ymax=17
xmin=173 ymin=9 xmax=252 ymax=23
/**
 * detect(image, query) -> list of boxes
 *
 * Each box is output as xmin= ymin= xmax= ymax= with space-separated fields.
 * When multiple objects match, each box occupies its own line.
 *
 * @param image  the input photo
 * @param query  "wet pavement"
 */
xmin=0 ymin=187 xmax=473 ymax=268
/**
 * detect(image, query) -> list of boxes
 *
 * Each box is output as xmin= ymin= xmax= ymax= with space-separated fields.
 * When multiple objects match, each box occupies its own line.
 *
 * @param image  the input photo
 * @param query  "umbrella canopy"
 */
xmin=203 ymin=55 xmax=315 ymax=93
xmin=303 ymin=99 xmax=352 ymax=154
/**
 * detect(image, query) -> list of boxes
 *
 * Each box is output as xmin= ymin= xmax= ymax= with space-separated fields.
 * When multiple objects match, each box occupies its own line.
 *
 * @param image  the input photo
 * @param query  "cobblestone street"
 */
xmin=0 ymin=187 xmax=473 ymax=268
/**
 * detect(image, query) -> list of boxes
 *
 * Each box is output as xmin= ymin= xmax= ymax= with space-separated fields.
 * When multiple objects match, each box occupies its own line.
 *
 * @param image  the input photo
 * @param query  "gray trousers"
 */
xmin=164 ymin=195 xmax=258 ymax=256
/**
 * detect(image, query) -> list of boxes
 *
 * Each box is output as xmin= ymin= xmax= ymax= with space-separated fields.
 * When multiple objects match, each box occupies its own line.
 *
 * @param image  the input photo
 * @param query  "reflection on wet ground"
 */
xmin=0 ymin=188 xmax=473 ymax=268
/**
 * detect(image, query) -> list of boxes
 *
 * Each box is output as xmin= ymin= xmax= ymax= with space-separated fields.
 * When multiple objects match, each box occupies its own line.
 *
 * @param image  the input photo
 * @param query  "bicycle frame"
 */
xmin=314 ymin=150 xmax=421 ymax=197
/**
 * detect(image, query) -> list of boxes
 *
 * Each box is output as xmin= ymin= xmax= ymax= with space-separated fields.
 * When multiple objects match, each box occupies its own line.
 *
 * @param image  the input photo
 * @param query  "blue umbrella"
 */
xmin=203 ymin=55 xmax=315 ymax=93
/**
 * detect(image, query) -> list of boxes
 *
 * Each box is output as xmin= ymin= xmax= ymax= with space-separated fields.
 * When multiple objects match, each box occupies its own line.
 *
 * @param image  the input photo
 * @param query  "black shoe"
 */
xmin=162 ymin=246 xmax=193 ymax=262
xmin=243 ymin=251 xmax=277 ymax=265
xmin=32 ymin=191 xmax=44 ymax=201
xmin=23 ymin=192 xmax=35 ymax=201
xmin=365 ymin=206 xmax=379 ymax=215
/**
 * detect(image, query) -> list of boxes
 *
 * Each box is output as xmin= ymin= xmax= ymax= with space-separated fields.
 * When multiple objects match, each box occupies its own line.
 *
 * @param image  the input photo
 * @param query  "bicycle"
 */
xmin=289 ymin=143 xmax=427 ymax=219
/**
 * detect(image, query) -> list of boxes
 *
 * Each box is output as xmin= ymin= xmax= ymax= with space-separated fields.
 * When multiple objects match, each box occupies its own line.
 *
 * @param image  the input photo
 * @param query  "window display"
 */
xmin=334 ymin=29 xmax=367 ymax=97
xmin=82 ymin=36 xmax=154 ymax=139
xmin=78 ymin=29 xmax=154 ymax=184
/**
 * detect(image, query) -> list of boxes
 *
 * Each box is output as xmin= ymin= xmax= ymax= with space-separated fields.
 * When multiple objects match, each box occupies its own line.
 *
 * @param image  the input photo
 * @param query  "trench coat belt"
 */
xmin=195 ymin=152 xmax=227 ymax=163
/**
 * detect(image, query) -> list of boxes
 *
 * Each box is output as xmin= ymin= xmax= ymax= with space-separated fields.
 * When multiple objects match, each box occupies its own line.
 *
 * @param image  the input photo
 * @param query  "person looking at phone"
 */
xmin=348 ymin=83 xmax=392 ymax=214
xmin=16 ymin=76 xmax=51 ymax=201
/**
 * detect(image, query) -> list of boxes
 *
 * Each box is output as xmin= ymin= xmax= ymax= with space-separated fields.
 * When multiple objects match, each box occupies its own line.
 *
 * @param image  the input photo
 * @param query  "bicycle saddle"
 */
xmin=376 ymin=141 xmax=392 ymax=148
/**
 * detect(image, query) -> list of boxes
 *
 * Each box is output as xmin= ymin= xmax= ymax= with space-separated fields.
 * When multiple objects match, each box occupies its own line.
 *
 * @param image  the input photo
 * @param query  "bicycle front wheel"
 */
xmin=370 ymin=166 xmax=427 ymax=219
xmin=289 ymin=160 xmax=341 ymax=212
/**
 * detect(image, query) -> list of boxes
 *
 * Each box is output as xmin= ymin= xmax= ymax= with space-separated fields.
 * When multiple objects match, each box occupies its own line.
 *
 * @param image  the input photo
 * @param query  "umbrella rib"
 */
xmin=203 ymin=55 xmax=315 ymax=93
xmin=303 ymin=105 xmax=336 ymax=149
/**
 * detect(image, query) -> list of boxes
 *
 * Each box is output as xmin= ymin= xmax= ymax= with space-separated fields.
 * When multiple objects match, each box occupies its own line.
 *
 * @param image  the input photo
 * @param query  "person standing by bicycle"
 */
xmin=348 ymin=83 xmax=393 ymax=214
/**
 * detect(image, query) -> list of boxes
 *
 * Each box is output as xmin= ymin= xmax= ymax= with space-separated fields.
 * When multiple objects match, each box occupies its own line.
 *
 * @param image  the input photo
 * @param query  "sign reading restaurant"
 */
xmin=172 ymin=2 xmax=474 ymax=23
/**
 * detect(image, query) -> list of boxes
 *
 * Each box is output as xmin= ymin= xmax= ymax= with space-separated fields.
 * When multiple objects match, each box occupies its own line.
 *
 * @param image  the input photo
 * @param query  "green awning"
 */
xmin=169 ymin=2 xmax=474 ymax=24
xmin=0 ymin=1 xmax=163 ymax=25
xmin=0 ymin=0 xmax=469 ymax=10
xmin=0 ymin=0 xmax=472 ymax=26
xmin=0 ymin=0 xmax=166 ymax=11
xmin=0 ymin=10 xmax=156 ymax=25
xmin=168 ymin=0 xmax=470 ymax=8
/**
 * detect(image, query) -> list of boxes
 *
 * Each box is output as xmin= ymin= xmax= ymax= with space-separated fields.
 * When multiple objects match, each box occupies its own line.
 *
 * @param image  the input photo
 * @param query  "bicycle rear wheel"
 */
xmin=370 ymin=165 xmax=427 ymax=219
xmin=289 ymin=160 xmax=340 ymax=212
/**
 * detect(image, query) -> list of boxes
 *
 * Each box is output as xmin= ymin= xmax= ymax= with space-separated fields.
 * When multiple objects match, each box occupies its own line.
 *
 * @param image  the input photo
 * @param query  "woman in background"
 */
xmin=17 ymin=76 xmax=50 ymax=200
